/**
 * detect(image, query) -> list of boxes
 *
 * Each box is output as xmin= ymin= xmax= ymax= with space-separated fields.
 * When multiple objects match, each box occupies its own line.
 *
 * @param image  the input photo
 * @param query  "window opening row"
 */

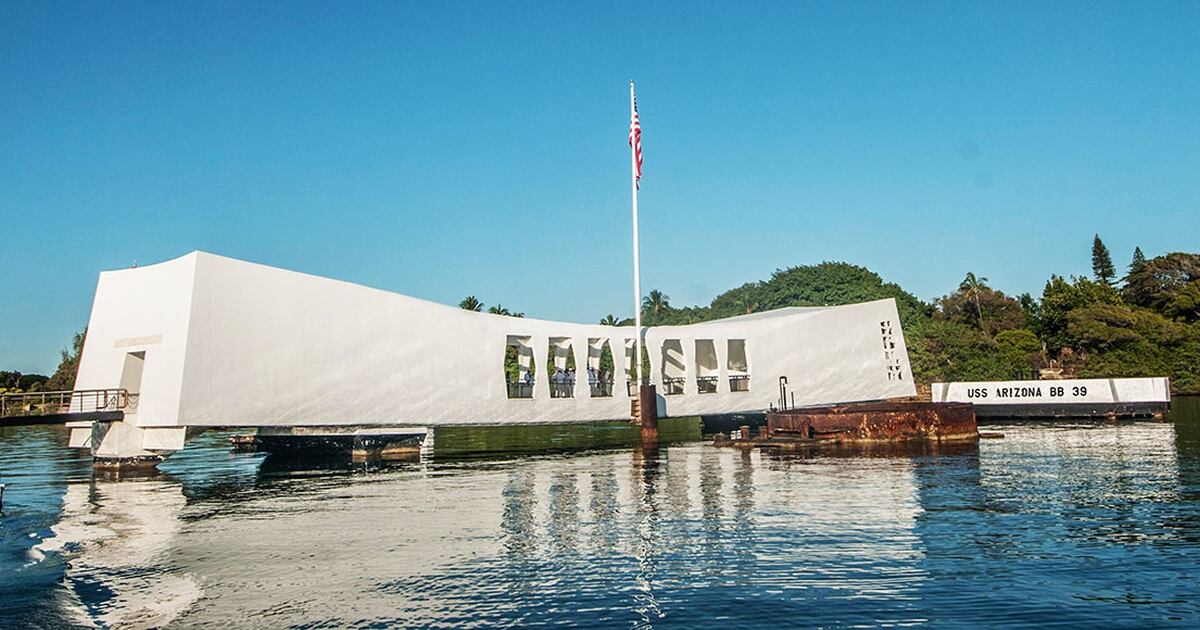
xmin=505 ymin=337 xmax=750 ymax=399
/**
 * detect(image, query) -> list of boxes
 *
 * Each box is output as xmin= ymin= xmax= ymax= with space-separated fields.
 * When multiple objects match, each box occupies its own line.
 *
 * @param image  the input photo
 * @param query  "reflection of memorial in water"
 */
xmin=34 ymin=439 xmax=951 ymax=626
xmin=490 ymin=443 xmax=932 ymax=615
xmin=630 ymin=444 xmax=664 ymax=624
xmin=547 ymin=471 xmax=581 ymax=553
xmin=34 ymin=476 xmax=201 ymax=629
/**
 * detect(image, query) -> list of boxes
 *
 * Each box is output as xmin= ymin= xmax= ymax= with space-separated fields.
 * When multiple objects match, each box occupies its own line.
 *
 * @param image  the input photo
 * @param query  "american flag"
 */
xmin=629 ymin=87 xmax=642 ymax=187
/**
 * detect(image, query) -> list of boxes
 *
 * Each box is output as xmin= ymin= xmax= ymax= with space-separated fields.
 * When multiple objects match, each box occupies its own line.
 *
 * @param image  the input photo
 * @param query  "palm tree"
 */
xmin=599 ymin=314 xmax=620 ymax=326
xmin=487 ymin=304 xmax=512 ymax=316
xmin=959 ymin=272 xmax=990 ymax=335
xmin=459 ymin=296 xmax=483 ymax=312
xmin=641 ymin=290 xmax=670 ymax=318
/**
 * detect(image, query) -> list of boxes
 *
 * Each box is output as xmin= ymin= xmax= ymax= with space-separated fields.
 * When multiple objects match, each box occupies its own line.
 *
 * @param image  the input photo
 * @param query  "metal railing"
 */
xmin=662 ymin=377 xmax=686 ymax=396
xmin=550 ymin=379 xmax=576 ymax=398
xmin=0 ymin=389 xmax=137 ymax=418
xmin=697 ymin=376 xmax=719 ymax=394
xmin=590 ymin=380 xmax=614 ymax=398
xmin=506 ymin=382 xmax=534 ymax=399
xmin=730 ymin=375 xmax=751 ymax=392
xmin=507 ymin=380 xmax=618 ymax=399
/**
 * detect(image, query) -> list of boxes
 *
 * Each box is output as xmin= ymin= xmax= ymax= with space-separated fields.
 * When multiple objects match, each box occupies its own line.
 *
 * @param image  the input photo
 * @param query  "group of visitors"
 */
xmin=550 ymin=367 xmax=576 ymax=397
xmin=512 ymin=366 xmax=614 ymax=397
xmin=548 ymin=366 xmax=614 ymax=397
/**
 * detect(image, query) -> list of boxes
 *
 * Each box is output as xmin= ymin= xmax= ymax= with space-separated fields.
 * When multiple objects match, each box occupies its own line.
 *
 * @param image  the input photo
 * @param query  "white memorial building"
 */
xmin=71 ymin=252 xmax=916 ymax=462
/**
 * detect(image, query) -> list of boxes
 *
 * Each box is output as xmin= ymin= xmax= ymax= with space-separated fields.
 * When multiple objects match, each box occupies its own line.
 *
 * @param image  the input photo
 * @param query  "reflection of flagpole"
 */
xmin=629 ymin=80 xmax=643 ymax=384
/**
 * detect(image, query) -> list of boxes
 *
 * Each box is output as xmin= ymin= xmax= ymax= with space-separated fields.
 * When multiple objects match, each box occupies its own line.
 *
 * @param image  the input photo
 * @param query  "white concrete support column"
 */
xmin=92 ymin=421 xmax=157 ymax=460
xmin=586 ymin=338 xmax=603 ymax=370
xmin=553 ymin=341 xmax=569 ymax=370
xmin=573 ymin=335 xmax=589 ymax=399
xmin=716 ymin=338 xmax=730 ymax=394
xmin=532 ymin=336 xmax=550 ymax=399
xmin=89 ymin=421 xmax=188 ymax=469
xmin=515 ymin=340 xmax=534 ymax=382
xmin=614 ymin=336 xmax=624 ymax=396
xmin=613 ymin=337 xmax=630 ymax=398
xmin=646 ymin=338 xmax=660 ymax=389
xmin=678 ymin=337 xmax=694 ymax=396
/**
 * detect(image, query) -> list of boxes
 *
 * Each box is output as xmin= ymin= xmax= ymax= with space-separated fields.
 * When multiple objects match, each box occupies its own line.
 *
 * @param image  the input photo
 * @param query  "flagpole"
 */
xmin=629 ymin=80 xmax=643 ymax=386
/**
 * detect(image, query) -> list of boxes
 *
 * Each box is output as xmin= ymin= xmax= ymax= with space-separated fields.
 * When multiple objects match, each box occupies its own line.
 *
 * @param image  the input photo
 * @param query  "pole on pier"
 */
xmin=629 ymin=80 xmax=657 ymax=440
xmin=639 ymin=383 xmax=658 ymax=441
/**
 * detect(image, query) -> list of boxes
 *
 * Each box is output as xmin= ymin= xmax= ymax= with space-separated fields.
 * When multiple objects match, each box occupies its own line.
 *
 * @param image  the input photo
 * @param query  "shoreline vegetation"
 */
xmin=609 ymin=236 xmax=1198 ymax=395
xmin=4 ymin=238 xmax=1197 ymax=399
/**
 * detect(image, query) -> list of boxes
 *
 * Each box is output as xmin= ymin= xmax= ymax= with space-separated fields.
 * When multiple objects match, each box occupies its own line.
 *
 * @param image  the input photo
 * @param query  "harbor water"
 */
xmin=3 ymin=399 xmax=1200 ymax=628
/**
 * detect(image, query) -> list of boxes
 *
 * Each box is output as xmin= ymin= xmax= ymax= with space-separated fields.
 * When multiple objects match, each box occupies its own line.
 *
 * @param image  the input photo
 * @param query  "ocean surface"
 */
xmin=3 ymin=398 xmax=1200 ymax=629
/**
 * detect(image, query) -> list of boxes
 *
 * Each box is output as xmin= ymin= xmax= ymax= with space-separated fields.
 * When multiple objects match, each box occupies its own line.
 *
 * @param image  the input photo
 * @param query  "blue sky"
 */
xmin=2 ymin=1 xmax=1198 ymax=374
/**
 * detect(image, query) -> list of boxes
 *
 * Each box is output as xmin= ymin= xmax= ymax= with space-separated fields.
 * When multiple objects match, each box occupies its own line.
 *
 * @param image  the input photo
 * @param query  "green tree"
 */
xmin=46 ymin=328 xmax=86 ymax=391
xmin=1068 ymin=303 xmax=1140 ymax=352
xmin=459 ymin=296 xmax=483 ymax=311
xmin=709 ymin=282 xmax=764 ymax=319
xmin=1122 ymin=252 xmax=1200 ymax=321
xmin=995 ymin=329 xmax=1043 ymax=377
xmin=709 ymin=262 xmax=929 ymax=329
xmin=937 ymin=279 xmax=1024 ymax=336
xmin=1067 ymin=305 xmax=1198 ymax=391
xmin=1092 ymin=234 xmax=1116 ymax=285
xmin=906 ymin=319 xmax=1008 ymax=382
xmin=1129 ymin=246 xmax=1146 ymax=276
xmin=957 ymin=272 xmax=990 ymax=336
xmin=487 ymin=304 xmax=511 ymax=316
xmin=1018 ymin=292 xmax=1041 ymax=329
xmin=599 ymin=314 xmax=620 ymax=326
xmin=0 ymin=371 xmax=49 ymax=393
xmin=1036 ymin=275 xmax=1121 ymax=353
xmin=641 ymin=290 xmax=670 ymax=320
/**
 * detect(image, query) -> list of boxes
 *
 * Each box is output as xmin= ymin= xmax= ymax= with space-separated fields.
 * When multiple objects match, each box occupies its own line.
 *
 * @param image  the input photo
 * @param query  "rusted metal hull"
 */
xmin=721 ymin=401 xmax=977 ymax=448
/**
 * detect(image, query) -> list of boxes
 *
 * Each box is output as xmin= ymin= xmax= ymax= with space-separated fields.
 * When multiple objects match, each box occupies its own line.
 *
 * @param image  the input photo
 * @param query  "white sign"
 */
xmin=931 ymin=378 xmax=1170 ymax=406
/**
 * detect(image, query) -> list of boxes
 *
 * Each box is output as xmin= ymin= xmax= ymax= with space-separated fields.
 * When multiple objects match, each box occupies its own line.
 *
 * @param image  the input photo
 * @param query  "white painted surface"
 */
xmin=74 ymin=255 xmax=197 ymax=429
xmin=66 ymin=421 xmax=93 ymax=448
xmin=76 ymin=252 xmax=916 ymax=437
xmin=931 ymin=377 xmax=1171 ymax=405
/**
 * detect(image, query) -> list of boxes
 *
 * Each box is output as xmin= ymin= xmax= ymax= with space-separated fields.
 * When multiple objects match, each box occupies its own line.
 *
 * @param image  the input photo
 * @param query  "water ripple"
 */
xmin=2 ymin=401 xmax=1200 ymax=627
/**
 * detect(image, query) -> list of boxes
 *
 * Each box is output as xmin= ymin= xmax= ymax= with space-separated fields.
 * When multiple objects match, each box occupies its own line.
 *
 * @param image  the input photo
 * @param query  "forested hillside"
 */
xmin=623 ymin=239 xmax=1200 ymax=394
xmin=6 ymin=241 xmax=1197 ymax=397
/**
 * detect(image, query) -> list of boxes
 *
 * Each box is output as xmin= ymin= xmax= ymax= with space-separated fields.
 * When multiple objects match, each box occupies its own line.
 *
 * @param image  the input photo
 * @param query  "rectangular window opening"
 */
xmin=727 ymin=339 xmax=750 ymax=392
xmin=548 ymin=337 xmax=576 ymax=398
xmin=587 ymin=338 xmax=614 ymax=398
xmin=505 ymin=336 xmax=535 ymax=399
xmin=661 ymin=339 xmax=686 ymax=395
xmin=695 ymin=339 xmax=718 ymax=394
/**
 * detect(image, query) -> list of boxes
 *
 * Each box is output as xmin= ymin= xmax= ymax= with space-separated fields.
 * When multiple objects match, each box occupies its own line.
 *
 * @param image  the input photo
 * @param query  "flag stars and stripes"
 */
xmin=629 ymin=88 xmax=643 ymax=187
